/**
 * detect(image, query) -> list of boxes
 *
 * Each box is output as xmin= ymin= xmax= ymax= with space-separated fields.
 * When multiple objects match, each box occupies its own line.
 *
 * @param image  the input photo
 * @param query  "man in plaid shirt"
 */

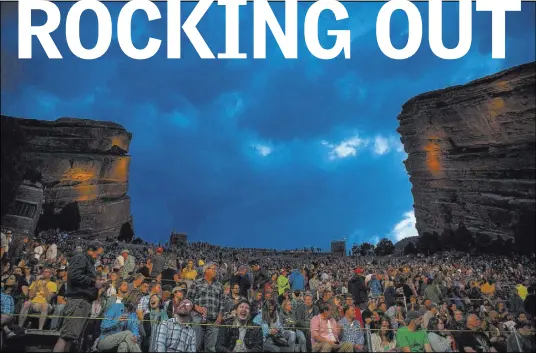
xmin=155 ymin=298 xmax=196 ymax=352
xmin=1 ymin=286 xmax=15 ymax=346
xmin=187 ymin=261 xmax=224 ymax=352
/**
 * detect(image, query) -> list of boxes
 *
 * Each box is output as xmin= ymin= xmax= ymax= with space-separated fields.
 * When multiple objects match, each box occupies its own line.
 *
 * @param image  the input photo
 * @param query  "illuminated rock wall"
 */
xmin=397 ymin=62 xmax=535 ymax=239
xmin=0 ymin=116 xmax=133 ymax=239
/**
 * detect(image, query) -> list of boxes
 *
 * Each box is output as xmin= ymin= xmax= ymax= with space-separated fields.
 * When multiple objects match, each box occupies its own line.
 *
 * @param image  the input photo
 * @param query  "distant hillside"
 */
xmin=394 ymin=236 xmax=418 ymax=254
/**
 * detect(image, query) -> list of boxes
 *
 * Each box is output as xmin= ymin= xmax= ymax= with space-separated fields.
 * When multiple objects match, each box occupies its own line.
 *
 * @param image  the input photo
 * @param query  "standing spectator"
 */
xmin=250 ymin=261 xmax=270 ymax=293
xmin=7 ymin=234 xmax=28 ymax=266
xmin=0 ymin=232 xmax=7 ymax=260
xmin=45 ymin=240 xmax=57 ymax=264
xmin=150 ymin=247 xmax=166 ymax=279
xmin=119 ymin=250 xmax=136 ymax=279
xmin=277 ymin=269 xmax=291 ymax=296
xmin=348 ymin=268 xmax=368 ymax=310
xmin=188 ymin=261 xmax=224 ymax=352
xmin=230 ymin=265 xmax=251 ymax=298
xmin=53 ymin=241 xmax=105 ymax=352
xmin=289 ymin=268 xmax=305 ymax=292
xmin=33 ymin=240 xmax=44 ymax=262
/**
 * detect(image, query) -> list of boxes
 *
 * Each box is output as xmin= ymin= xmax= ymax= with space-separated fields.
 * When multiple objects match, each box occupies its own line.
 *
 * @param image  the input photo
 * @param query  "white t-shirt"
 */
xmin=34 ymin=245 xmax=44 ymax=260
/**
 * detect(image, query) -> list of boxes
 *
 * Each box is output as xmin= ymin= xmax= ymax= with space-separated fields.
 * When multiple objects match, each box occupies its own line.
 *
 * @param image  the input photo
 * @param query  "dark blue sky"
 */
xmin=1 ymin=1 xmax=534 ymax=250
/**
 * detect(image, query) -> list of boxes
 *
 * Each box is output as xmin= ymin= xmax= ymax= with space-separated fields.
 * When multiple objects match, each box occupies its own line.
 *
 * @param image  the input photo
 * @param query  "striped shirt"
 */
xmin=155 ymin=318 xmax=196 ymax=352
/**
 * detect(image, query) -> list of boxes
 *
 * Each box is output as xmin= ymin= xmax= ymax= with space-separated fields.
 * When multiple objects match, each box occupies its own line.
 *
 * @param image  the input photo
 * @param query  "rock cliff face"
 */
xmin=397 ymin=62 xmax=535 ymax=241
xmin=0 ymin=115 xmax=133 ymax=239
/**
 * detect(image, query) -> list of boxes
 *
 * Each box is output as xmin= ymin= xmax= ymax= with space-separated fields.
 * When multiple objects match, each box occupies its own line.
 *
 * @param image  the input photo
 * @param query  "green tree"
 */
xmin=358 ymin=242 xmax=375 ymax=256
xmin=417 ymin=232 xmax=441 ymax=255
xmin=374 ymin=238 xmax=395 ymax=256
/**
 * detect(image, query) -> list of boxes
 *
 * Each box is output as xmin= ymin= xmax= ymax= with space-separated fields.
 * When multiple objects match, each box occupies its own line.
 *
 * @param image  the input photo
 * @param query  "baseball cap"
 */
xmin=405 ymin=310 xmax=420 ymax=324
xmin=172 ymin=286 xmax=186 ymax=294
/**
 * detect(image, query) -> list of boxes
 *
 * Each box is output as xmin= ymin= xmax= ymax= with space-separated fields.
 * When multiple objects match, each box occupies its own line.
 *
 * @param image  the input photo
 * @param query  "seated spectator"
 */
xmin=96 ymin=300 xmax=141 ymax=352
xmin=154 ymin=298 xmax=196 ymax=352
xmin=216 ymin=300 xmax=263 ymax=352
xmin=18 ymin=267 xmax=57 ymax=330
xmin=339 ymin=305 xmax=365 ymax=352
xmin=280 ymin=299 xmax=307 ymax=352
xmin=396 ymin=310 xmax=433 ymax=352
xmin=1 ymin=283 xmax=15 ymax=343
xmin=371 ymin=315 xmax=397 ymax=352
xmin=427 ymin=317 xmax=455 ymax=352
xmin=506 ymin=319 xmax=535 ymax=352
xmin=456 ymin=314 xmax=497 ymax=353
xmin=310 ymin=302 xmax=353 ymax=352
xmin=253 ymin=299 xmax=296 ymax=352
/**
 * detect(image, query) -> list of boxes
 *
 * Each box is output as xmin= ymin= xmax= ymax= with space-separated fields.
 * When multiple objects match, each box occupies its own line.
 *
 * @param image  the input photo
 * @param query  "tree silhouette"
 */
xmin=513 ymin=211 xmax=536 ymax=255
xmin=358 ymin=242 xmax=375 ymax=256
xmin=404 ymin=242 xmax=417 ymax=255
xmin=374 ymin=238 xmax=395 ymax=256
xmin=453 ymin=223 xmax=474 ymax=252
xmin=118 ymin=222 xmax=134 ymax=242
xmin=417 ymin=232 xmax=441 ymax=255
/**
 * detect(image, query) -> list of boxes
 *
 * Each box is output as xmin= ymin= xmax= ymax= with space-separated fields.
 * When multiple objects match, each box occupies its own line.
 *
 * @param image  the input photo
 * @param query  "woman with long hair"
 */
xmin=370 ymin=316 xmax=397 ymax=352
xmin=280 ymin=299 xmax=307 ymax=352
xmin=142 ymin=294 xmax=168 ymax=352
xmin=252 ymin=299 xmax=295 ymax=352
xmin=428 ymin=317 xmax=456 ymax=352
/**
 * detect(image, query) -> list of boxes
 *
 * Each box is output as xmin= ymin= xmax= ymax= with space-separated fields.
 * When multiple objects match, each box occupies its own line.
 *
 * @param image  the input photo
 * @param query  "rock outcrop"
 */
xmin=397 ymin=62 xmax=535 ymax=242
xmin=0 ymin=115 xmax=133 ymax=239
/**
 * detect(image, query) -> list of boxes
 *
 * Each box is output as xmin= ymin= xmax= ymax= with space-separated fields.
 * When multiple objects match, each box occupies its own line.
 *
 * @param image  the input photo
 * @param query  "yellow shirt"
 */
xmin=516 ymin=284 xmax=528 ymax=300
xmin=481 ymin=283 xmax=495 ymax=295
xmin=181 ymin=268 xmax=198 ymax=281
xmin=30 ymin=280 xmax=57 ymax=304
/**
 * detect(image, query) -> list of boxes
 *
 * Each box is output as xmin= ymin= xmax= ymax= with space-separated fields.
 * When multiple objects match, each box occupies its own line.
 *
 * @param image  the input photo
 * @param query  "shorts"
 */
xmin=29 ymin=302 xmax=54 ymax=314
xmin=59 ymin=298 xmax=92 ymax=341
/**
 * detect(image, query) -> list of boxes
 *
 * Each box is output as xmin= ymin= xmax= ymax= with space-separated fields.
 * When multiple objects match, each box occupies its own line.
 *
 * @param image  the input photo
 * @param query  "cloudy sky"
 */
xmin=1 ymin=1 xmax=534 ymax=249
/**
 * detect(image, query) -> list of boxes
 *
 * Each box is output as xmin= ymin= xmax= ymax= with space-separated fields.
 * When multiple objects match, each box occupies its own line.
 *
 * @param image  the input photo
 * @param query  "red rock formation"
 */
xmin=397 ymin=62 xmax=535 ymax=241
xmin=0 ymin=115 xmax=133 ymax=239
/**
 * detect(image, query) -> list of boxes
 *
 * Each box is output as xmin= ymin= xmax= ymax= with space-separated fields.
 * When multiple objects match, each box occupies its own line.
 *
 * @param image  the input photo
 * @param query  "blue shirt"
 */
xmin=289 ymin=270 xmax=305 ymax=291
xmin=1 ymin=289 xmax=14 ymax=315
xmin=100 ymin=302 xmax=140 ymax=340
xmin=253 ymin=313 xmax=283 ymax=339
xmin=340 ymin=317 xmax=365 ymax=346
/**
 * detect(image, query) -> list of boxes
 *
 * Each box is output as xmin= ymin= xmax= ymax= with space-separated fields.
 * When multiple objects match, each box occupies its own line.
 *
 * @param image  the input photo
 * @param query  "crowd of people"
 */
xmin=1 ymin=228 xmax=535 ymax=352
